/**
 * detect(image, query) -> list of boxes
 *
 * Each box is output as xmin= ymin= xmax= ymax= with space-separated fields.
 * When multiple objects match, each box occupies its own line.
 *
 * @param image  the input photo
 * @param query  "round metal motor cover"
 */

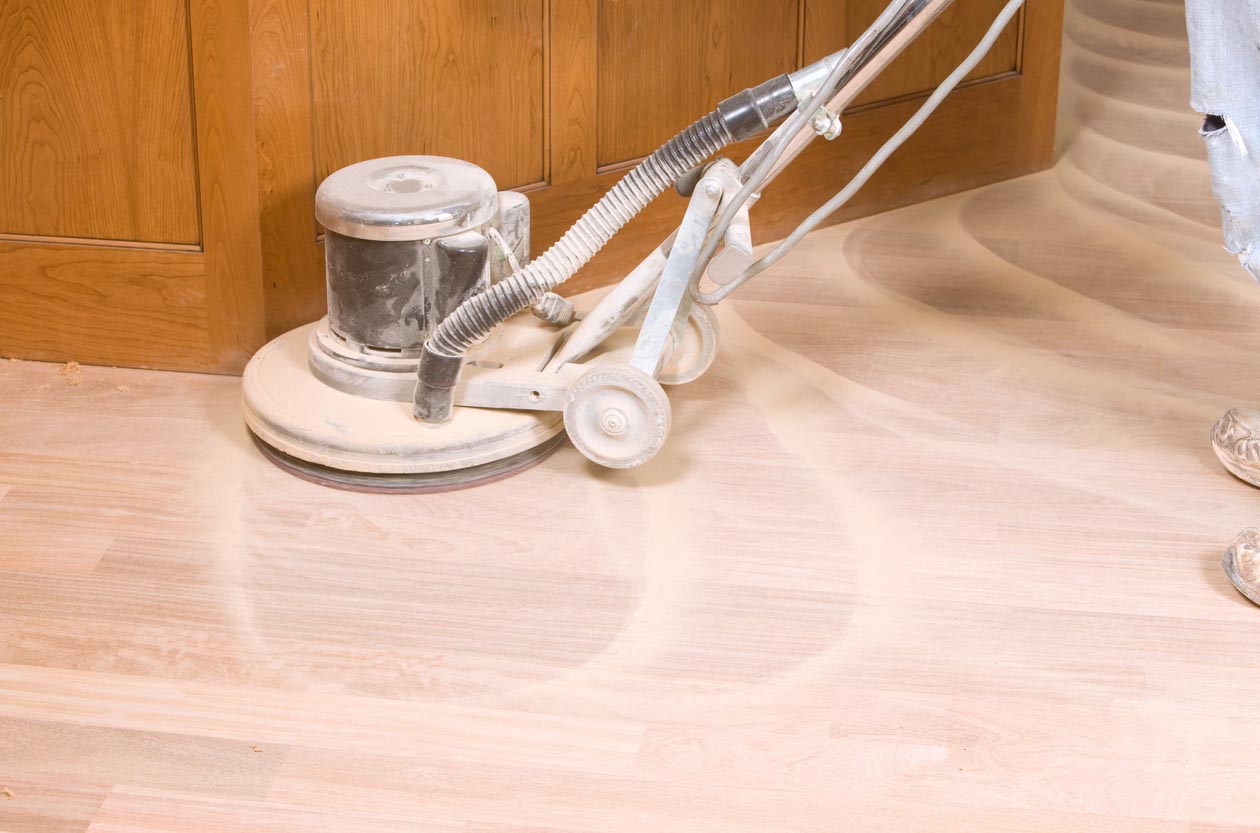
xmin=315 ymin=155 xmax=498 ymax=241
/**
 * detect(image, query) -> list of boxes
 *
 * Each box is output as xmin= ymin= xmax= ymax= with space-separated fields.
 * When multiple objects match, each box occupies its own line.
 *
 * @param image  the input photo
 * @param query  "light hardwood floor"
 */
xmin=4 ymin=1 xmax=1260 ymax=831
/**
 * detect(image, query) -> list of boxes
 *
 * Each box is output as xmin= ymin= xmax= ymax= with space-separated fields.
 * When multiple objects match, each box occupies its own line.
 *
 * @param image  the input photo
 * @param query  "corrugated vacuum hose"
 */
xmin=415 ymin=0 xmax=1025 ymax=430
xmin=413 ymin=79 xmax=800 ymax=423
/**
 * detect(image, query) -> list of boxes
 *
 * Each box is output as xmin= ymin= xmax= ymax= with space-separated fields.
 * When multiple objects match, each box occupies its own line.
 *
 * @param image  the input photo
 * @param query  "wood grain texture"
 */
xmin=188 ymin=0 xmax=267 ymax=372
xmin=540 ymin=0 xmax=1061 ymax=297
xmin=0 ymin=0 xmax=267 ymax=373
xmin=0 ymin=718 xmax=287 ymax=798
xmin=3 ymin=3 xmax=1260 ymax=830
xmin=541 ymin=0 xmax=1061 ymax=298
xmin=596 ymin=0 xmax=803 ymax=167
xmin=252 ymin=0 xmax=1061 ymax=347
xmin=250 ymin=0 xmax=325 ymax=338
xmin=549 ymin=0 xmax=599 ymax=185
xmin=309 ymin=0 xmax=547 ymax=189
xmin=807 ymin=0 xmax=1023 ymax=106
xmin=0 ymin=0 xmax=200 ymax=245
xmin=87 ymin=789 xmax=448 ymax=833
xmin=801 ymin=1 xmax=844 ymax=79
xmin=0 ymin=774 xmax=108 ymax=833
xmin=0 ymin=241 xmax=211 ymax=370
xmin=0 ymin=0 xmax=1058 ymax=369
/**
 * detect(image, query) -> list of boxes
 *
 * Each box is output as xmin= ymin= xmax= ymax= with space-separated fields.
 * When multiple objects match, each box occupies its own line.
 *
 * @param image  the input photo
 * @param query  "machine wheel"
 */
xmin=564 ymin=364 xmax=672 ymax=469
xmin=658 ymin=304 xmax=720 ymax=386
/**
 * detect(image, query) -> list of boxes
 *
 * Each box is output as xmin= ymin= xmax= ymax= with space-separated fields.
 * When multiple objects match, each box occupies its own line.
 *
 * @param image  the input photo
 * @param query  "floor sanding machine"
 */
xmin=242 ymin=0 xmax=1025 ymax=491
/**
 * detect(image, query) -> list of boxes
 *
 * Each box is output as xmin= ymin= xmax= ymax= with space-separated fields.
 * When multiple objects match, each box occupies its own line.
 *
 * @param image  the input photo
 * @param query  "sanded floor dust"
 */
xmin=4 ymin=1 xmax=1260 ymax=831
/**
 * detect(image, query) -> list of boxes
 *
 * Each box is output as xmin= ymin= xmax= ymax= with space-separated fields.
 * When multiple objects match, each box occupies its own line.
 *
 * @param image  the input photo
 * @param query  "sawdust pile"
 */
xmin=58 ymin=361 xmax=83 ymax=386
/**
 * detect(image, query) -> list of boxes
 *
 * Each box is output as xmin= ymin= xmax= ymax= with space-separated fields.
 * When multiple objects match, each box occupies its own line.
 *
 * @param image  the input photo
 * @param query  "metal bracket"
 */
xmin=457 ymin=362 xmax=585 ymax=412
xmin=543 ymin=157 xmax=743 ymax=374
xmin=629 ymin=170 xmax=724 ymax=378
xmin=705 ymin=161 xmax=755 ymax=286
xmin=811 ymin=107 xmax=843 ymax=140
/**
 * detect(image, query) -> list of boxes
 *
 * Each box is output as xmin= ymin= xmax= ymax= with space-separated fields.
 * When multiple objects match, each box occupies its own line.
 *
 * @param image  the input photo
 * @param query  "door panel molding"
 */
xmin=595 ymin=0 xmax=804 ymax=169
xmin=0 ymin=241 xmax=211 ymax=370
xmin=0 ymin=233 xmax=202 ymax=254
xmin=0 ymin=0 xmax=202 ymax=246
xmin=0 ymin=0 xmax=265 ymax=372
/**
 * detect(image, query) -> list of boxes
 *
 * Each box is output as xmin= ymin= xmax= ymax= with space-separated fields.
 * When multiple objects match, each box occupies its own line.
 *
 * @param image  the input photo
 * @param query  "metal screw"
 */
xmin=600 ymin=409 xmax=628 ymax=436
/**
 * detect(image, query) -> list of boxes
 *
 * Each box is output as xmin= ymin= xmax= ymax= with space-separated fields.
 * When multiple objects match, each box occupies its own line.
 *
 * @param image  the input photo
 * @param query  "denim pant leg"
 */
xmin=1185 ymin=0 xmax=1260 ymax=279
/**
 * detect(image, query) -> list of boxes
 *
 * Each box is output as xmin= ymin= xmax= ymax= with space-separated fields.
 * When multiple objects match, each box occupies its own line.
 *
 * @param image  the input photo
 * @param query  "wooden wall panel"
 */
xmin=0 ymin=0 xmax=201 ymax=245
xmin=251 ymin=0 xmax=325 ymax=338
xmin=257 ymin=0 xmax=1060 ymax=342
xmin=0 ymin=242 xmax=210 ymax=369
xmin=805 ymin=0 xmax=1022 ymax=106
xmin=309 ymin=0 xmax=546 ymax=190
xmin=0 ymin=0 xmax=265 ymax=373
xmin=0 ymin=0 xmax=1062 ymax=372
xmin=189 ymin=0 xmax=267 ymax=372
xmin=534 ymin=0 xmax=1062 ymax=299
xmin=596 ymin=0 xmax=803 ymax=167
xmin=550 ymin=0 xmax=599 ymax=186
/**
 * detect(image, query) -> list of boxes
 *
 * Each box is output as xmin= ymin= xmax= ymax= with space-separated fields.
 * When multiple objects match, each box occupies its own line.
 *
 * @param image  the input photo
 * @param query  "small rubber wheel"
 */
xmin=659 ymin=304 xmax=720 ymax=386
xmin=564 ymin=364 xmax=672 ymax=469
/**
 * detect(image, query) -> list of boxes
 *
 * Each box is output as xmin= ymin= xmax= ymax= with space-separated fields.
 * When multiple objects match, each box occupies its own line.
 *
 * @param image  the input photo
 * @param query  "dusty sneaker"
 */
xmin=1211 ymin=408 xmax=1260 ymax=487
xmin=1224 ymin=528 xmax=1260 ymax=606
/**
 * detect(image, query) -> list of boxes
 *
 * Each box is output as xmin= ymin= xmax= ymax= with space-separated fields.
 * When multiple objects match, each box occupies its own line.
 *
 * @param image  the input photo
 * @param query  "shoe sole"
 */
xmin=1223 ymin=547 xmax=1260 ymax=607
xmin=1211 ymin=430 xmax=1260 ymax=488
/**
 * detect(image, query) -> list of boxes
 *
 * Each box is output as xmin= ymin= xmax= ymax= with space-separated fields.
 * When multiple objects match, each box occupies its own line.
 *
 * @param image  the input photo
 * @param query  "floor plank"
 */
xmin=4 ymin=1 xmax=1260 ymax=830
xmin=0 ymin=718 xmax=286 ymax=799
xmin=0 ymin=775 xmax=108 ymax=833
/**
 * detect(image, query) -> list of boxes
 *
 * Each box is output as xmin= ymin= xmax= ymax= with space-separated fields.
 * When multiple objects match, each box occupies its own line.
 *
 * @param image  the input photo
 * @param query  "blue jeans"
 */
xmin=1186 ymin=1 xmax=1260 ymax=279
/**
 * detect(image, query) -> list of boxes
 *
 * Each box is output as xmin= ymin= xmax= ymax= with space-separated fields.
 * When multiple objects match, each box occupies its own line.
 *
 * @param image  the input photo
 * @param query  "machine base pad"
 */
xmin=242 ymin=323 xmax=568 ymax=490
xmin=250 ymin=431 xmax=565 ymax=494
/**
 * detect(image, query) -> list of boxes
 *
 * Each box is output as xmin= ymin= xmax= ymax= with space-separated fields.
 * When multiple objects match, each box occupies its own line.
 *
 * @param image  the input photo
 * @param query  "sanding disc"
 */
xmin=242 ymin=323 xmax=566 ymax=489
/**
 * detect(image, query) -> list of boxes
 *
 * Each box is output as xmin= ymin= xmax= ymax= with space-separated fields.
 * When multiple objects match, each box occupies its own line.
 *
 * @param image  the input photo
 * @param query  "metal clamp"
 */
xmin=811 ymin=107 xmax=843 ymax=141
xmin=704 ymin=160 xmax=755 ymax=286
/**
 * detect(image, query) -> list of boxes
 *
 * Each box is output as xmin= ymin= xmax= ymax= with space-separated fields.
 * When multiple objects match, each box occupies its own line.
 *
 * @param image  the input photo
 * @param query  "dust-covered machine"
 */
xmin=242 ymin=0 xmax=1025 ymax=491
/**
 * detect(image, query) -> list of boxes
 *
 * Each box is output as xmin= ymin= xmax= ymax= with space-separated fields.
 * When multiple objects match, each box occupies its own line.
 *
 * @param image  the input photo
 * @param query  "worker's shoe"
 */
xmin=1224 ymin=528 xmax=1260 ymax=606
xmin=1211 ymin=408 xmax=1260 ymax=486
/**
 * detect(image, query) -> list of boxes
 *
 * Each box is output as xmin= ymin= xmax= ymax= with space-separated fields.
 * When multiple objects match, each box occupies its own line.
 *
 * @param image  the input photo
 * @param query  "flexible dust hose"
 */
xmin=414 ymin=77 xmax=799 ymax=423
xmin=695 ymin=0 xmax=1026 ymax=304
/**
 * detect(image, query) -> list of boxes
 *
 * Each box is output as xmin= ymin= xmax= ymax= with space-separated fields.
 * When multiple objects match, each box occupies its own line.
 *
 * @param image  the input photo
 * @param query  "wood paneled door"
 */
xmin=1 ymin=0 xmax=1063 ymax=371
xmin=0 ymin=0 xmax=264 ymax=372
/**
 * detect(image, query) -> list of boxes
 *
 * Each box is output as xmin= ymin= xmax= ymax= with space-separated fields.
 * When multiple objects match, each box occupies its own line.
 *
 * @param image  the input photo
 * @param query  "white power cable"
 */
xmin=695 ymin=0 xmax=1027 ymax=304
xmin=486 ymin=226 xmax=522 ymax=274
